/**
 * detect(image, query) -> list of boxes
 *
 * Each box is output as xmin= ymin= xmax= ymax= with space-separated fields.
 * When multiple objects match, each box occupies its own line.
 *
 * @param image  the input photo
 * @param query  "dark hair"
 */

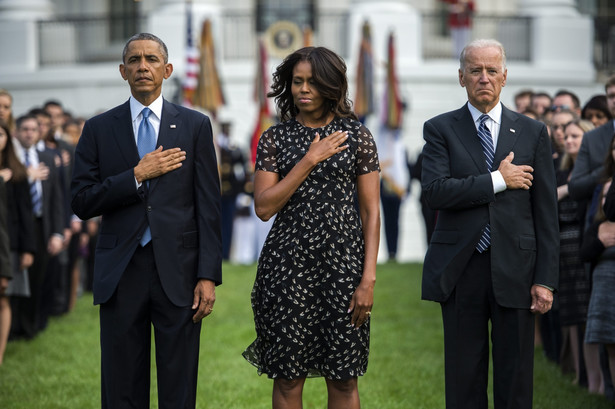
xmin=514 ymin=89 xmax=534 ymax=100
xmin=531 ymin=92 xmax=552 ymax=103
xmin=28 ymin=107 xmax=51 ymax=120
xmin=15 ymin=114 xmax=39 ymax=130
xmin=268 ymin=46 xmax=357 ymax=122
xmin=602 ymin=134 xmax=615 ymax=185
xmin=553 ymin=89 xmax=581 ymax=109
xmin=122 ymin=33 xmax=169 ymax=64
xmin=605 ymin=75 xmax=615 ymax=92
xmin=43 ymin=100 xmax=63 ymax=110
xmin=582 ymin=94 xmax=612 ymax=121
xmin=0 ymin=121 xmax=28 ymax=182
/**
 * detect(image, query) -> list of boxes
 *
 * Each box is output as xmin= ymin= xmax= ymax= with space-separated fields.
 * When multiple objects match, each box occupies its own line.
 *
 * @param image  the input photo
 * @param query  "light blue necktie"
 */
xmin=24 ymin=150 xmax=43 ymax=217
xmin=476 ymin=114 xmax=494 ymax=253
xmin=137 ymin=107 xmax=156 ymax=246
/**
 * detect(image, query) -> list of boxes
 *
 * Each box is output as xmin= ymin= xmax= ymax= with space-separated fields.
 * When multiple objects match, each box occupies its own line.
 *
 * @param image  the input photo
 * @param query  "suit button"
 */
xmin=147 ymin=206 xmax=152 ymax=212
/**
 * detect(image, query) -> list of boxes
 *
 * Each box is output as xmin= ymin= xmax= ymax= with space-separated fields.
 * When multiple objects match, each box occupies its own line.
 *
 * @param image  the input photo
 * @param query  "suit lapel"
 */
xmin=494 ymin=106 xmax=521 ymax=165
xmin=149 ymin=100 xmax=181 ymax=192
xmin=453 ymin=105 xmax=488 ymax=173
xmin=112 ymin=100 xmax=140 ymax=166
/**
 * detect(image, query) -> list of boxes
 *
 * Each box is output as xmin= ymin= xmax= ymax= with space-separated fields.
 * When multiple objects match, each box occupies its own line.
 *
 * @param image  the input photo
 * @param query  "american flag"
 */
xmin=182 ymin=0 xmax=199 ymax=107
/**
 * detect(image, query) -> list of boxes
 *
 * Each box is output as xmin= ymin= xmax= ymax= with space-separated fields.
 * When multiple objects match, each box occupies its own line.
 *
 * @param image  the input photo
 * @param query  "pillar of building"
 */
xmin=518 ymin=0 xmax=594 ymax=81
xmin=0 ymin=0 xmax=54 ymax=72
xmin=348 ymin=1 xmax=421 ymax=69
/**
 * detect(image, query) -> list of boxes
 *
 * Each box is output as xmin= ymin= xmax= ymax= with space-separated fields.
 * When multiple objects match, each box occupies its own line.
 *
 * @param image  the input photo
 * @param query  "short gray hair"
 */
xmin=122 ymin=33 xmax=169 ymax=64
xmin=459 ymin=39 xmax=507 ymax=72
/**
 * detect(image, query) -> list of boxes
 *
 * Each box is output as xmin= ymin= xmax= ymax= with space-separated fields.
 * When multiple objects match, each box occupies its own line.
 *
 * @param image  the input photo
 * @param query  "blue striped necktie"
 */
xmin=137 ymin=107 xmax=156 ymax=246
xmin=24 ymin=150 xmax=43 ymax=217
xmin=476 ymin=114 xmax=494 ymax=253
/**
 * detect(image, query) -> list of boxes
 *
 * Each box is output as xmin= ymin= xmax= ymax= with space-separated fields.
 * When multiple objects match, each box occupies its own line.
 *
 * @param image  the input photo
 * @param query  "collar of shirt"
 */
xmin=467 ymin=101 xmax=502 ymax=146
xmin=129 ymin=95 xmax=163 ymax=140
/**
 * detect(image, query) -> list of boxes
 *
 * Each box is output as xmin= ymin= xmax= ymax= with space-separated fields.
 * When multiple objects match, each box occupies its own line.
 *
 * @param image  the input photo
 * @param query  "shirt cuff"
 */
xmin=491 ymin=170 xmax=506 ymax=194
xmin=535 ymin=284 xmax=554 ymax=292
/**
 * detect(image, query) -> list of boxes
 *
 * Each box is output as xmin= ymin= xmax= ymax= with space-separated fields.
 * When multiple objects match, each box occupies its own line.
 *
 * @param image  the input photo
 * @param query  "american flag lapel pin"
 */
xmin=170 ymin=124 xmax=176 ymax=129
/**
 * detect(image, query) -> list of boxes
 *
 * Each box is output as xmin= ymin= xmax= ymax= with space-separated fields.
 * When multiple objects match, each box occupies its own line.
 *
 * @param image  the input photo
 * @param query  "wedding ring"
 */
xmin=366 ymin=311 xmax=371 ymax=316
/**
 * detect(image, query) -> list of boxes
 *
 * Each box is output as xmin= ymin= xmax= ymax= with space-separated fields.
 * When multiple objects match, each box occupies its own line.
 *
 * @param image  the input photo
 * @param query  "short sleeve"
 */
xmin=356 ymin=124 xmax=380 ymax=175
xmin=255 ymin=128 xmax=278 ymax=173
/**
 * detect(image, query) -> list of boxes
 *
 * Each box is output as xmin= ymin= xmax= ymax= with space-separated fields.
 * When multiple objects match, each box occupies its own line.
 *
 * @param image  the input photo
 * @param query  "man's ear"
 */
xmin=119 ymin=64 xmax=128 ymax=81
xmin=458 ymin=69 xmax=465 ymax=87
xmin=164 ymin=63 xmax=173 ymax=80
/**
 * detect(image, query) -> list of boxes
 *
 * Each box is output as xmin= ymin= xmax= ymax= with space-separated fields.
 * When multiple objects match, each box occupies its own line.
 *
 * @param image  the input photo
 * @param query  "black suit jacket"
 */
xmin=568 ymin=120 xmax=615 ymax=202
xmin=0 ymin=179 xmax=11 ymax=279
xmin=37 ymin=148 xmax=65 ymax=242
xmin=6 ymin=177 xmax=34 ymax=255
xmin=421 ymin=103 xmax=559 ymax=308
xmin=71 ymin=99 xmax=222 ymax=306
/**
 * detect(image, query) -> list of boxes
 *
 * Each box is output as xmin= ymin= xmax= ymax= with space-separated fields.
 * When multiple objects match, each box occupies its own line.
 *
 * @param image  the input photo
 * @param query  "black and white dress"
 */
xmin=242 ymin=117 xmax=379 ymax=380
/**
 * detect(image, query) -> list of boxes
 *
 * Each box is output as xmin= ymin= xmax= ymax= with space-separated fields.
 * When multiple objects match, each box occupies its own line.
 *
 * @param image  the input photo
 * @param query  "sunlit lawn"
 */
xmin=0 ymin=262 xmax=611 ymax=408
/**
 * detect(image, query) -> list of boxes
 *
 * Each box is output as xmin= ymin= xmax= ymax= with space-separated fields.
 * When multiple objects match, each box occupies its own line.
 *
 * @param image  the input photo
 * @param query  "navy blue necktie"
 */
xmin=137 ymin=108 xmax=156 ymax=246
xmin=476 ymin=114 xmax=494 ymax=253
xmin=24 ymin=150 xmax=43 ymax=217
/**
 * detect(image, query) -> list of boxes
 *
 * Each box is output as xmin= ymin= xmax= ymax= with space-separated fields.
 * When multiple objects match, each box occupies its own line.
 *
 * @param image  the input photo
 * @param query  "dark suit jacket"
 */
xmin=38 ymin=148 xmax=66 ymax=242
xmin=6 ymin=178 xmax=35 ymax=254
xmin=421 ymin=103 xmax=559 ymax=308
xmin=0 ymin=179 xmax=11 ymax=279
xmin=568 ymin=120 xmax=615 ymax=202
xmin=71 ymin=99 xmax=222 ymax=307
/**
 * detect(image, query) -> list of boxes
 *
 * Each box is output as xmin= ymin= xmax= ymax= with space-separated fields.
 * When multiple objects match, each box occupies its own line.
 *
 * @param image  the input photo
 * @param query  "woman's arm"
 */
xmin=349 ymin=170 xmax=380 ymax=328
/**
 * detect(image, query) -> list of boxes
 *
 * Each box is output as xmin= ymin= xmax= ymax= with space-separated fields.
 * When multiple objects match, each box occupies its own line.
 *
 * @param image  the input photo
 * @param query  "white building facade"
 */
xmin=0 ymin=0 xmax=608 ymax=261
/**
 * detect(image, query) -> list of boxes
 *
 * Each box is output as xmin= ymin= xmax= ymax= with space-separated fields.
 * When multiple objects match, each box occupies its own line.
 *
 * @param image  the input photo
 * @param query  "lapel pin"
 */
xmin=510 ymin=128 xmax=516 ymax=133
xmin=170 ymin=124 xmax=176 ymax=129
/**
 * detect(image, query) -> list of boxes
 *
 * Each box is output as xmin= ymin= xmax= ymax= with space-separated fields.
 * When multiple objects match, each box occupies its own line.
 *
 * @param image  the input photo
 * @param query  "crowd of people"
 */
xmin=0 ymin=90 xmax=97 ymax=366
xmin=511 ymin=78 xmax=615 ymax=399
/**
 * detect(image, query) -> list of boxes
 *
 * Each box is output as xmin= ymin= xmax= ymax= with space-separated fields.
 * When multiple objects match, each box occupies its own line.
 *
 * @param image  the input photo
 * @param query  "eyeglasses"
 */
xmin=550 ymin=105 xmax=571 ymax=112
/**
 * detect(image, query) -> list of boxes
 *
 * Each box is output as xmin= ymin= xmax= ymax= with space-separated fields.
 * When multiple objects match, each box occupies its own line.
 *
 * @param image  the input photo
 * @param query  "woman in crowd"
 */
xmin=557 ymin=119 xmax=602 ymax=392
xmin=581 ymin=95 xmax=612 ymax=128
xmin=580 ymin=129 xmax=615 ymax=395
xmin=0 ymin=90 xmax=15 ymax=134
xmin=0 ymin=121 xmax=34 ymax=364
xmin=242 ymin=46 xmax=380 ymax=408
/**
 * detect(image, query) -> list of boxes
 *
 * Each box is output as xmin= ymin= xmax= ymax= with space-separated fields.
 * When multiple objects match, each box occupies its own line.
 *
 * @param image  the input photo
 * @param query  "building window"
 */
xmin=256 ymin=0 xmax=315 ymax=33
xmin=110 ymin=0 xmax=138 ymax=42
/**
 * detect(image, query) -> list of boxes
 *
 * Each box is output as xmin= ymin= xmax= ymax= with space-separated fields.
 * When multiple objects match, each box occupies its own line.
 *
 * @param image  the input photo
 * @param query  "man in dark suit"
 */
xmin=421 ymin=39 xmax=559 ymax=409
xmin=569 ymin=75 xmax=615 ymax=203
xmin=71 ymin=33 xmax=222 ymax=409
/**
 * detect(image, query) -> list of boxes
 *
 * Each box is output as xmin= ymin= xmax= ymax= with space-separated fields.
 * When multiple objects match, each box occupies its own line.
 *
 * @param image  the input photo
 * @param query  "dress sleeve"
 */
xmin=255 ymin=127 xmax=278 ymax=173
xmin=356 ymin=124 xmax=380 ymax=175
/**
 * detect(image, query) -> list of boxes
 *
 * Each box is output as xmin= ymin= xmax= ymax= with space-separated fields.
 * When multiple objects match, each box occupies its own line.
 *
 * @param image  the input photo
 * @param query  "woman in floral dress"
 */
xmin=243 ymin=46 xmax=381 ymax=408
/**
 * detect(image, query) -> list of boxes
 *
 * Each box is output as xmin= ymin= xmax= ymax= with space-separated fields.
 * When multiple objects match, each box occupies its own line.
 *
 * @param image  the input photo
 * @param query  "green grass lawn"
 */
xmin=0 ymin=262 xmax=611 ymax=408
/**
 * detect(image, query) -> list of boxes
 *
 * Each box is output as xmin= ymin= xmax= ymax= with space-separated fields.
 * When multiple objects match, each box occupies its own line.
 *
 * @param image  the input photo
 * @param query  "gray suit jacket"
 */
xmin=421 ymin=103 xmax=559 ymax=308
